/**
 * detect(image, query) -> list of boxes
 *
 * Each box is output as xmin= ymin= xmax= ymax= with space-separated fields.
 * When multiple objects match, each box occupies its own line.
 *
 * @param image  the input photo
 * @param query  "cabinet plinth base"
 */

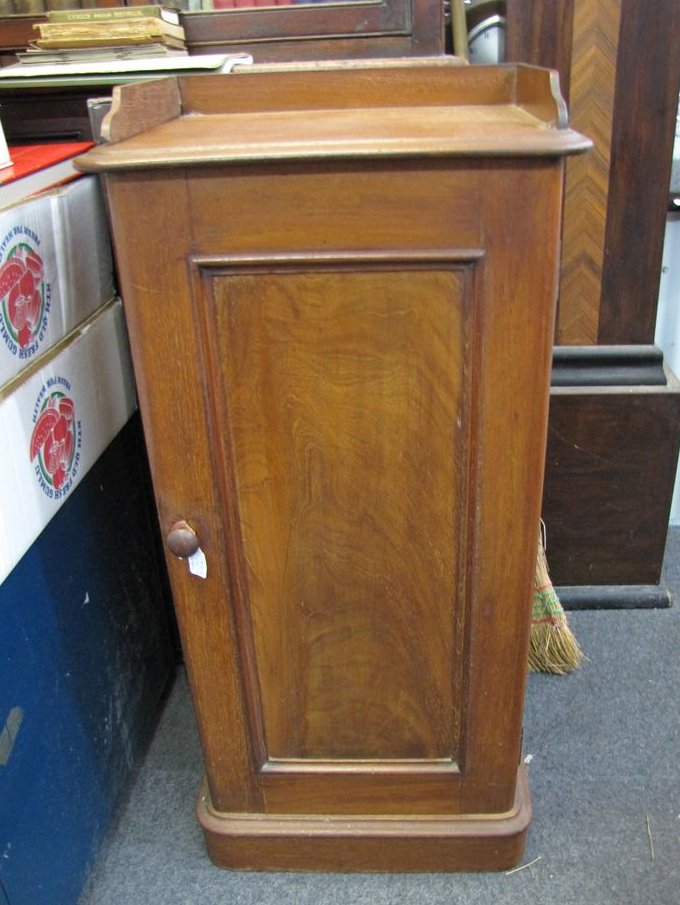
xmin=197 ymin=768 xmax=532 ymax=872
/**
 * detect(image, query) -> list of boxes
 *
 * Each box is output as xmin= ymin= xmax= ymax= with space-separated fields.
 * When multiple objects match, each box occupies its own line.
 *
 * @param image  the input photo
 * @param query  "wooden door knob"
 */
xmin=166 ymin=520 xmax=199 ymax=559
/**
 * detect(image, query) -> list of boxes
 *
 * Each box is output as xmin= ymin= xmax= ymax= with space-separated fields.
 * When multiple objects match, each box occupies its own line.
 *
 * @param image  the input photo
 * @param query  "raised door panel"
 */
xmin=193 ymin=257 xmax=479 ymax=815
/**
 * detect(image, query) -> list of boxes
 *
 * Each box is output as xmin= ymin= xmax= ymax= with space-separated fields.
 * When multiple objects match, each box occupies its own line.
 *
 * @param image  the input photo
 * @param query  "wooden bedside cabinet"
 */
xmin=77 ymin=60 xmax=589 ymax=872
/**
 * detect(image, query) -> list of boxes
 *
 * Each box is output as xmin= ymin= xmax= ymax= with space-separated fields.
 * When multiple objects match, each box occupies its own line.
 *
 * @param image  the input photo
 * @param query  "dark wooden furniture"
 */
xmin=507 ymin=0 xmax=680 ymax=599
xmin=183 ymin=0 xmax=443 ymax=60
xmin=0 ymin=0 xmax=443 ymax=142
xmin=77 ymin=61 xmax=588 ymax=871
xmin=544 ymin=367 xmax=680 ymax=597
xmin=0 ymin=0 xmax=443 ymax=143
xmin=508 ymin=0 xmax=680 ymax=346
xmin=0 ymin=0 xmax=443 ymax=65
xmin=0 ymin=86 xmax=99 ymax=142
xmin=4 ymin=1 xmax=678 ymax=601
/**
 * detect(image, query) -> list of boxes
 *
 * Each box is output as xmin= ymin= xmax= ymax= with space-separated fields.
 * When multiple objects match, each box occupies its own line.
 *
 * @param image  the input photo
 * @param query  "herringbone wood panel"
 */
xmin=558 ymin=0 xmax=621 ymax=345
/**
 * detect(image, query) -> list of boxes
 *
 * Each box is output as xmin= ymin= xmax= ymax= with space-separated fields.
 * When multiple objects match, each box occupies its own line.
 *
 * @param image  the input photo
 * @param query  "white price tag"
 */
xmin=187 ymin=547 xmax=207 ymax=579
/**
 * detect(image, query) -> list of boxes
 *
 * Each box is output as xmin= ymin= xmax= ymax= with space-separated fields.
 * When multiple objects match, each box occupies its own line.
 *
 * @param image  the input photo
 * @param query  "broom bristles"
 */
xmin=529 ymin=540 xmax=583 ymax=675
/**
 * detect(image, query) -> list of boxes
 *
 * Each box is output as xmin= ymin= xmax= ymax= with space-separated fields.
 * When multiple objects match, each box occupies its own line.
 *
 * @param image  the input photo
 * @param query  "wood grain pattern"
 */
xmin=181 ymin=63 xmax=517 ymax=115
xmin=78 ymin=65 xmax=591 ymax=175
xmin=0 ymin=0 xmax=443 ymax=63
xmin=202 ymin=264 xmax=471 ymax=762
xmin=198 ymin=768 xmax=532 ymax=872
xmin=84 ymin=105 xmax=590 ymax=167
xmin=103 ymin=171 xmax=264 ymax=816
xmin=557 ymin=0 xmax=621 ymax=345
xmin=502 ymin=0 xmax=680 ymax=349
xmin=87 ymin=64 xmax=586 ymax=869
xmin=182 ymin=0 xmax=444 ymax=60
xmin=506 ymin=0 xmax=680 ymax=591
xmin=598 ymin=0 xmax=680 ymax=343
xmin=543 ymin=379 xmax=680 ymax=585
xmin=102 ymin=78 xmax=181 ymax=145
xmin=505 ymin=0 xmax=575 ymax=105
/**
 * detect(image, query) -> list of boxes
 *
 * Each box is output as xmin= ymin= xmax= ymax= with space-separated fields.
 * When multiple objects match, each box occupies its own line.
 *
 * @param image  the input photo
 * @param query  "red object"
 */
xmin=0 ymin=142 xmax=94 ymax=211
xmin=1 ymin=142 xmax=93 ymax=185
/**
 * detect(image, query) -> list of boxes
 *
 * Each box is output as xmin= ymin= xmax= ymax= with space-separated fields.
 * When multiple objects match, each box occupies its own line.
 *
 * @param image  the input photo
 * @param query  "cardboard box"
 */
xmin=0 ymin=297 xmax=135 ymax=584
xmin=0 ymin=413 xmax=175 ymax=905
xmin=55 ymin=174 xmax=116 ymax=323
xmin=0 ymin=293 xmax=176 ymax=905
xmin=0 ymin=174 xmax=115 ymax=388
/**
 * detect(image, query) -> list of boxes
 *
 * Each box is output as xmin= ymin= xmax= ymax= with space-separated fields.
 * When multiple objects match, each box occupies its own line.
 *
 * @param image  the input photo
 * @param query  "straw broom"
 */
xmin=529 ymin=532 xmax=583 ymax=674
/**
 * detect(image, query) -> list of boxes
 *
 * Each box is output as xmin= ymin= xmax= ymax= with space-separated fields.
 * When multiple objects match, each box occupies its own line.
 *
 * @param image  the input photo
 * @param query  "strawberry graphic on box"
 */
xmin=0 ymin=246 xmax=45 ymax=350
xmin=30 ymin=392 xmax=76 ymax=491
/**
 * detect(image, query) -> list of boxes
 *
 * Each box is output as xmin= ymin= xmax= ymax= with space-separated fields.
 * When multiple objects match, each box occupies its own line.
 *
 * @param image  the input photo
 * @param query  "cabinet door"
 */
xmin=105 ymin=159 xmax=562 ymax=818
xmin=195 ymin=260 xmax=471 ymax=815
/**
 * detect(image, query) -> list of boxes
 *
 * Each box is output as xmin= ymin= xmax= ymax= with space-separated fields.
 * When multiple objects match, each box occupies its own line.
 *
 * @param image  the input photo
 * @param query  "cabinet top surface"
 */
xmin=77 ymin=62 xmax=592 ymax=172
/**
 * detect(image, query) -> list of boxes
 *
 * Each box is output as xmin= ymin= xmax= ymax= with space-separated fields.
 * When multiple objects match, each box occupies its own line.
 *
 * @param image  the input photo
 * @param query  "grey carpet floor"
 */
xmin=78 ymin=529 xmax=680 ymax=905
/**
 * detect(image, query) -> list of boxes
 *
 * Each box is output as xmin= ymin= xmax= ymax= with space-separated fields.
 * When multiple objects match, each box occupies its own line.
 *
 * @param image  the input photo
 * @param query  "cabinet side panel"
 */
xmin=459 ymin=160 xmax=564 ymax=813
xmin=103 ymin=172 xmax=263 ymax=814
xmin=203 ymin=266 xmax=470 ymax=763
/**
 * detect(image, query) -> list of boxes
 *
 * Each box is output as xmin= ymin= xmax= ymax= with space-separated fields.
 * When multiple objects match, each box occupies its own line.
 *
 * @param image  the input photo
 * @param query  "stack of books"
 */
xmin=25 ymin=4 xmax=187 ymax=63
